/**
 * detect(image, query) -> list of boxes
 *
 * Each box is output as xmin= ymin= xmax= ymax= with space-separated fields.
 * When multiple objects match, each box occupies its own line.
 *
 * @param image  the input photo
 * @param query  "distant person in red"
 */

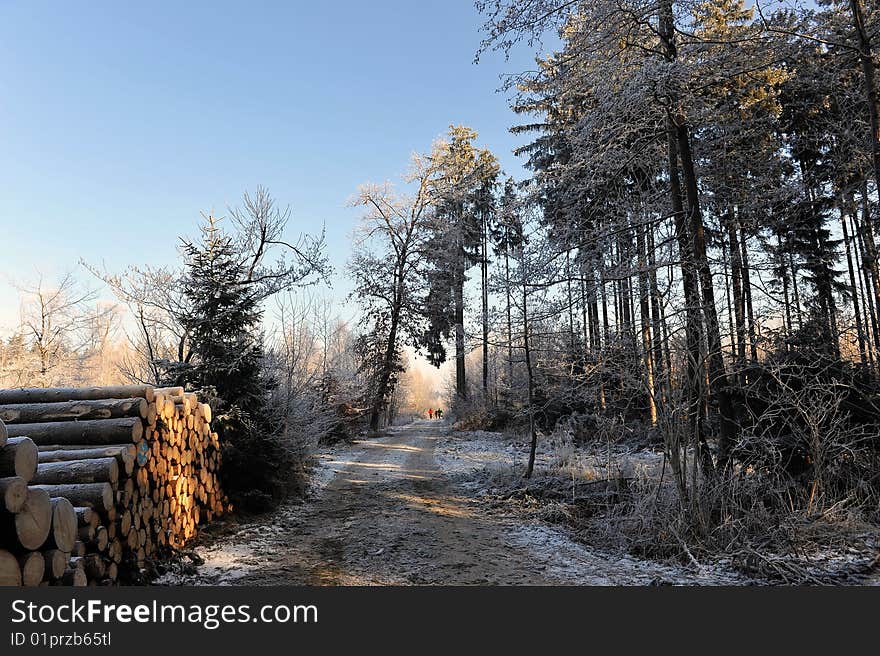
xmin=428 ymin=408 xmax=434 ymax=419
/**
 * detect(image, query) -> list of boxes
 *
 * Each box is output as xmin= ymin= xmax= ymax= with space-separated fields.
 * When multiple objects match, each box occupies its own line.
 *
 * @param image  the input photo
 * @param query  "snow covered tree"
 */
xmin=349 ymin=154 xmax=435 ymax=432
xmin=178 ymin=215 xmax=266 ymax=413
xmin=421 ymin=125 xmax=499 ymax=401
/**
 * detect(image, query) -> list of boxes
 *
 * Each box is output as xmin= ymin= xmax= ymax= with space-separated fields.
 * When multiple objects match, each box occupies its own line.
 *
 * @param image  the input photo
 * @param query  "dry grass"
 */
xmin=487 ymin=426 xmax=880 ymax=585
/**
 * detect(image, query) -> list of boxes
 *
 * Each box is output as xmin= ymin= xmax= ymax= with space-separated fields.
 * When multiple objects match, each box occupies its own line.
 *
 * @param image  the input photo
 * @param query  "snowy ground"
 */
xmin=156 ymin=421 xmax=766 ymax=586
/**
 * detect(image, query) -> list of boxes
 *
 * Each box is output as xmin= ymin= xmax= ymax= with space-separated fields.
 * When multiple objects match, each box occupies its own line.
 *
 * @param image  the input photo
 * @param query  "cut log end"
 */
xmin=48 ymin=497 xmax=77 ymax=553
xmin=0 ymin=549 xmax=22 ymax=586
xmin=0 ymin=436 xmax=38 ymax=481
xmin=19 ymin=552 xmax=45 ymax=587
xmin=42 ymin=549 xmax=69 ymax=580
xmin=0 ymin=476 xmax=27 ymax=513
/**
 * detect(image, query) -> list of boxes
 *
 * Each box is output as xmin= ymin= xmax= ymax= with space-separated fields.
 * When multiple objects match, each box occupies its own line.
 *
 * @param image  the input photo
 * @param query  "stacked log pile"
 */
xmin=0 ymin=385 xmax=229 ymax=586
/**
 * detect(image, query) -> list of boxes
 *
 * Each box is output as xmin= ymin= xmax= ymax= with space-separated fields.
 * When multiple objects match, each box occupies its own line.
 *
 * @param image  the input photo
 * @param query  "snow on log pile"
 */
xmin=0 ymin=385 xmax=230 ymax=586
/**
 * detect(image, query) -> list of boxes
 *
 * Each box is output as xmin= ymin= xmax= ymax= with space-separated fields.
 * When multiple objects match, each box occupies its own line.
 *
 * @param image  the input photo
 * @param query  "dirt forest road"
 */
xmin=203 ymin=420 xmax=561 ymax=585
xmin=282 ymin=420 xmax=564 ymax=584
xmin=167 ymin=421 xmax=746 ymax=586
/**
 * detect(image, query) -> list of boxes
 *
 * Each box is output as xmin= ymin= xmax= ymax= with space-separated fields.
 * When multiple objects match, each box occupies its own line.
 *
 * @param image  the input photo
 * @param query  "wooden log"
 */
xmin=71 ymin=541 xmax=86 ymax=557
xmin=42 ymin=549 xmax=68 ymax=580
xmin=33 ymin=457 xmax=119 ymax=486
xmin=0 ymin=418 xmax=6 ymax=448
xmin=74 ymin=506 xmax=98 ymax=529
xmin=40 ymin=445 xmax=136 ymax=476
xmin=0 ymin=488 xmax=51 ymax=550
xmin=0 ymin=476 xmax=27 ymax=513
xmin=120 ymin=510 xmax=131 ymax=536
xmin=89 ymin=526 xmax=109 ymax=552
xmin=107 ymin=539 xmax=122 ymax=564
xmin=38 ymin=443 xmax=137 ymax=454
xmin=0 ymin=386 xmax=155 ymax=405
xmin=0 ymin=549 xmax=22 ymax=585
xmin=6 ymin=418 xmax=143 ymax=446
xmin=44 ymin=497 xmax=77 ymax=552
xmin=0 ymin=398 xmax=148 ymax=424
xmin=30 ymin=483 xmax=113 ymax=512
xmin=19 ymin=551 xmax=44 ymax=587
xmin=154 ymin=387 xmax=184 ymax=398
xmin=59 ymin=567 xmax=86 ymax=586
xmin=146 ymin=403 xmax=158 ymax=425
xmin=81 ymin=553 xmax=105 ymax=580
xmin=77 ymin=525 xmax=95 ymax=542
xmin=0 ymin=436 xmax=38 ymax=481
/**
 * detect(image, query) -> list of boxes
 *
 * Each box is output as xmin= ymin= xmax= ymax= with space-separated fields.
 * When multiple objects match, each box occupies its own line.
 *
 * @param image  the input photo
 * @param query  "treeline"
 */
xmin=353 ymin=0 xmax=880 ymax=537
xmin=481 ymin=0 xmax=880 ymax=518
xmin=474 ymin=0 xmax=880 ymax=506
xmin=1 ymin=187 xmax=442 ymax=513
xmin=0 ymin=274 xmax=128 ymax=389
xmin=2 ymin=191 xmax=363 ymax=512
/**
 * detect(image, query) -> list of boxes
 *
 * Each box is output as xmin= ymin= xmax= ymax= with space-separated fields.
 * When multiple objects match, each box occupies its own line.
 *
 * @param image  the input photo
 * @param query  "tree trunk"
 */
xmin=636 ymin=218 xmax=657 ymax=426
xmin=455 ymin=260 xmax=467 ymax=400
xmin=850 ymin=0 xmax=880 ymax=189
xmin=726 ymin=207 xmax=746 ymax=378
xmin=566 ymin=250 xmax=577 ymax=359
xmin=647 ymin=223 xmax=668 ymax=403
xmin=789 ymin=250 xmax=803 ymax=331
xmin=658 ymin=0 xmax=722 ymax=479
xmin=522 ymin=269 xmax=538 ymax=480
xmin=778 ymin=234 xmax=794 ymax=342
xmin=842 ymin=207 xmax=867 ymax=366
xmin=740 ymin=227 xmax=759 ymax=363
xmin=675 ymin=118 xmax=736 ymax=469
xmin=505 ymin=249 xmax=514 ymax=387
xmin=369 ymin=309 xmax=400 ymax=432
xmin=858 ymin=182 xmax=880 ymax=350
xmin=852 ymin=208 xmax=880 ymax=361
xmin=482 ymin=213 xmax=490 ymax=393
xmin=721 ymin=230 xmax=736 ymax=361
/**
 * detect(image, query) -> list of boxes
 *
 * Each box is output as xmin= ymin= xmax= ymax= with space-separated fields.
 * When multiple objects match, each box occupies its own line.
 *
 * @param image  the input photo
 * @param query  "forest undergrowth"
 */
xmin=452 ymin=399 xmax=880 ymax=585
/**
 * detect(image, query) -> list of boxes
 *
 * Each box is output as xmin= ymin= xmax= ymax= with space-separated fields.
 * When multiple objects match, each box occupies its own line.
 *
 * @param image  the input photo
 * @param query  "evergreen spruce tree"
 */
xmin=179 ymin=216 xmax=266 ymax=413
xmin=421 ymin=125 xmax=499 ymax=401
xmin=178 ymin=215 xmax=283 ymax=511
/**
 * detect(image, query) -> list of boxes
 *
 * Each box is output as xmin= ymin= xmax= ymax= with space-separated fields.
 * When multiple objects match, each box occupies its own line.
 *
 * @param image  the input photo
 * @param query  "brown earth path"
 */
xmin=218 ymin=420 xmax=564 ymax=585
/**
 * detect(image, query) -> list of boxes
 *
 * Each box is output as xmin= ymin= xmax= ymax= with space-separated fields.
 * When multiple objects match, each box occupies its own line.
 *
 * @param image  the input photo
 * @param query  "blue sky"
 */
xmin=0 ymin=0 xmax=545 ymax=332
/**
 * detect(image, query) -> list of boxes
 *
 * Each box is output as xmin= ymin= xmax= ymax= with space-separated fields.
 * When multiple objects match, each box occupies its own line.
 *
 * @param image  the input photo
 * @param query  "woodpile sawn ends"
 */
xmin=0 ymin=385 xmax=230 ymax=586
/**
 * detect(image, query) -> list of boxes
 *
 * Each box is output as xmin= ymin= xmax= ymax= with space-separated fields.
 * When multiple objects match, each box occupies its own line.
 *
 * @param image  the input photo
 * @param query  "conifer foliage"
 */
xmin=178 ymin=216 xmax=266 ymax=416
